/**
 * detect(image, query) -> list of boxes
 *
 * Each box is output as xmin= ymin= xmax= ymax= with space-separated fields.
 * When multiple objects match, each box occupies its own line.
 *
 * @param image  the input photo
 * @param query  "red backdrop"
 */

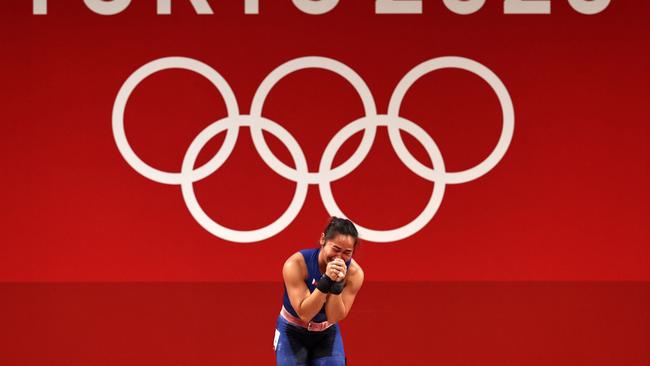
xmin=1 ymin=1 xmax=648 ymax=365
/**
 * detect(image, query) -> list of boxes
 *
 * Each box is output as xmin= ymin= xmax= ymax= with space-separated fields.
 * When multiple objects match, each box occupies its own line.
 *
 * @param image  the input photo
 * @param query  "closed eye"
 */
xmin=333 ymin=246 xmax=352 ymax=255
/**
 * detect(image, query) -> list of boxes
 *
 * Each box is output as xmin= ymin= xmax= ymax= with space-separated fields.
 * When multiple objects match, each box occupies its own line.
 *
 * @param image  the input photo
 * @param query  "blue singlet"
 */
xmin=274 ymin=248 xmax=350 ymax=366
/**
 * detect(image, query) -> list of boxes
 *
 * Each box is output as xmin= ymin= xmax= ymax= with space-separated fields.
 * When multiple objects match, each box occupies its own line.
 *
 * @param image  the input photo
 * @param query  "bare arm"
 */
xmin=325 ymin=259 xmax=364 ymax=323
xmin=283 ymin=253 xmax=328 ymax=322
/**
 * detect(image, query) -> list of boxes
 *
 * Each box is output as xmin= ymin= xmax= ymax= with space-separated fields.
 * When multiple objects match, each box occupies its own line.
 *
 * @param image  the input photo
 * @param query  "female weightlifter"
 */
xmin=274 ymin=217 xmax=364 ymax=365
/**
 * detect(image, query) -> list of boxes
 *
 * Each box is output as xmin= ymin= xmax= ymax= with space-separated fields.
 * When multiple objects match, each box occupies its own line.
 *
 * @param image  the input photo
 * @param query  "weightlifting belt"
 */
xmin=280 ymin=306 xmax=334 ymax=332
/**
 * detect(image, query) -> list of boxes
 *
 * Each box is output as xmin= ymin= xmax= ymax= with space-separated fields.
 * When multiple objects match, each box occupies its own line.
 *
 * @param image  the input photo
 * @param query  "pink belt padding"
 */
xmin=281 ymin=306 xmax=334 ymax=332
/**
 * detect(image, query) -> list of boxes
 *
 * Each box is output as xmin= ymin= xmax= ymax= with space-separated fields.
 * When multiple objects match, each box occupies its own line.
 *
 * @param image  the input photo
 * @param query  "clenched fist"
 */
xmin=326 ymin=258 xmax=347 ymax=282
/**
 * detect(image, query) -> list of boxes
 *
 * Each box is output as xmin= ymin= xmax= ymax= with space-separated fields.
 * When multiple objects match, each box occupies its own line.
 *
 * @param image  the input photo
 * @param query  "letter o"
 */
xmin=292 ymin=0 xmax=339 ymax=15
xmin=84 ymin=0 xmax=131 ymax=15
xmin=568 ymin=0 xmax=610 ymax=15
xmin=443 ymin=0 xmax=486 ymax=15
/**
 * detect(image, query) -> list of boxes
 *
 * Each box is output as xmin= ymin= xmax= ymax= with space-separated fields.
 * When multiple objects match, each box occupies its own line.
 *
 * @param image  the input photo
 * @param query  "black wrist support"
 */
xmin=330 ymin=280 xmax=345 ymax=295
xmin=316 ymin=274 xmax=334 ymax=293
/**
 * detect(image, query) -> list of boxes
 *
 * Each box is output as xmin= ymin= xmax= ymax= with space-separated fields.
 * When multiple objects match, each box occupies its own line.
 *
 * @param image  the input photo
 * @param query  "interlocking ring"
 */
xmin=112 ymin=56 xmax=514 ymax=243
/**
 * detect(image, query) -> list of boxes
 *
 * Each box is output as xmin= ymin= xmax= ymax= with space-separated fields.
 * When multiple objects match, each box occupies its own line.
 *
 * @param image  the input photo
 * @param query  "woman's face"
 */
xmin=320 ymin=233 xmax=355 ymax=263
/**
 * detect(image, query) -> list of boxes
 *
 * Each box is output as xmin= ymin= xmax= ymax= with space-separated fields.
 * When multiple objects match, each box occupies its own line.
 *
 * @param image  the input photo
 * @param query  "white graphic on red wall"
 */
xmin=112 ymin=56 xmax=514 ymax=243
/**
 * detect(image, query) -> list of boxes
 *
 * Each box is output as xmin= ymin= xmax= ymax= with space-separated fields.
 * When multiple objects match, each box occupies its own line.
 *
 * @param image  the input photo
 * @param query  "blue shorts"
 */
xmin=274 ymin=315 xmax=346 ymax=366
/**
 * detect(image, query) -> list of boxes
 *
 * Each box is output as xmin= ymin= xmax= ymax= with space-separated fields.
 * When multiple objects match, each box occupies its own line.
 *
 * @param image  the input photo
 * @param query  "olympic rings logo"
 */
xmin=112 ymin=56 xmax=514 ymax=243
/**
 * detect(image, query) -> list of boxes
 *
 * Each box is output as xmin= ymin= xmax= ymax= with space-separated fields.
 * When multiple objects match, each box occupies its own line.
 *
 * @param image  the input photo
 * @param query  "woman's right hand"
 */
xmin=326 ymin=258 xmax=347 ymax=281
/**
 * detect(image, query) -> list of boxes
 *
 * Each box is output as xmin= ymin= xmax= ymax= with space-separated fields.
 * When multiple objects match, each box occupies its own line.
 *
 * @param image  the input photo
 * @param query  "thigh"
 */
xmin=310 ymin=355 xmax=346 ymax=366
xmin=275 ymin=316 xmax=309 ymax=366
xmin=310 ymin=325 xmax=346 ymax=366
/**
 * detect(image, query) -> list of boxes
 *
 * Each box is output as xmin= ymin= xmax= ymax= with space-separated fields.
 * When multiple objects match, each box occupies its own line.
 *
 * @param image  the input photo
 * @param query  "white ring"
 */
xmin=180 ymin=115 xmax=309 ymax=243
xmin=249 ymin=56 xmax=378 ymax=184
xmin=319 ymin=115 xmax=446 ymax=243
xmin=112 ymin=57 xmax=240 ymax=185
xmin=387 ymin=56 xmax=514 ymax=184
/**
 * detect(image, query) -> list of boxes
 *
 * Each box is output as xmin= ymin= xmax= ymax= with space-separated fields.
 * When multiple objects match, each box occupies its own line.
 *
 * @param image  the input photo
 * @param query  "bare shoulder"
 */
xmin=348 ymin=258 xmax=365 ymax=284
xmin=283 ymin=252 xmax=307 ymax=280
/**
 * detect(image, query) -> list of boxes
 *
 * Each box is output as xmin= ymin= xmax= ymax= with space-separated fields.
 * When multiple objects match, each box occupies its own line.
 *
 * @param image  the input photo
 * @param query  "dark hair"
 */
xmin=323 ymin=216 xmax=359 ymax=247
